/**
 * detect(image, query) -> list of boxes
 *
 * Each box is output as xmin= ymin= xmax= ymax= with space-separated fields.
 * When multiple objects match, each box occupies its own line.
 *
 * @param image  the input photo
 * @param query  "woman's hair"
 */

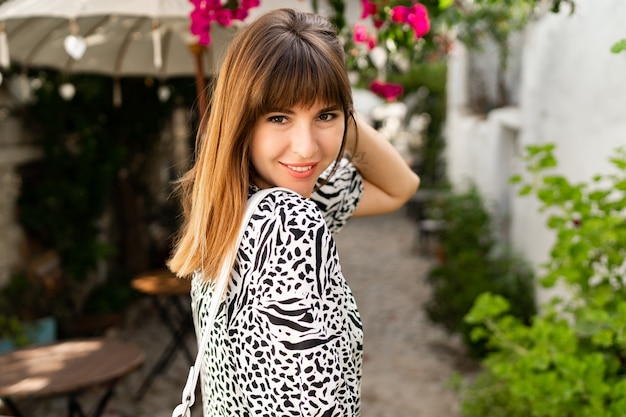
xmin=168 ymin=8 xmax=355 ymax=279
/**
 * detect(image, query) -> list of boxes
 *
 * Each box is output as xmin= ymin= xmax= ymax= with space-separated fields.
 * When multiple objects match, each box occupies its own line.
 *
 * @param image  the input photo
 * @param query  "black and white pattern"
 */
xmin=191 ymin=159 xmax=364 ymax=417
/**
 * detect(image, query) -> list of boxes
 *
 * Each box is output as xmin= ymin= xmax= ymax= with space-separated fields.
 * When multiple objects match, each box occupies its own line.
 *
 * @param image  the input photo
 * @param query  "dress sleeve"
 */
xmin=311 ymin=158 xmax=363 ymax=234
xmin=231 ymin=191 xmax=349 ymax=416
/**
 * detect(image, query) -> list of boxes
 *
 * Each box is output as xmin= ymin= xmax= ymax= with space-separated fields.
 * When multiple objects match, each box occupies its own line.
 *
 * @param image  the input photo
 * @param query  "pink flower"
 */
xmin=215 ymin=8 xmax=233 ymax=26
xmin=189 ymin=0 xmax=259 ymax=46
xmin=241 ymin=0 xmax=260 ymax=7
xmin=353 ymin=24 xmax=369 ymax=43
xmin=390 ymin=3 xmax=430 ymax=39
xmin=408 ymin=4 xmax=430 ymax=38
xmin=390 ymin=6 xmax=410 ymax=23
xmin=353 ymin=24 xmax=377 ymax=49
xmin=190 ymin=9 xmax=210 ymax=36
xmin=195 ymin=31 xmax=211 ymax=46
xmin=233 ymin=7 xmax=249 ymax=20
xmin=361 ymin=0 xmax=377 ymax=19
xmin=370 ymin=80 xmax=403 ymax=101
xmin=367 ymin=35 xmax=377 ymax=49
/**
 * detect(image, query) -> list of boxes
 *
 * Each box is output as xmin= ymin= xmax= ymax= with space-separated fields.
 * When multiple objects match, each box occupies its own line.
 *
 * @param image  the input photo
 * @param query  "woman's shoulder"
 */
xmin=249 ymin=187 xmax=324 ymax=224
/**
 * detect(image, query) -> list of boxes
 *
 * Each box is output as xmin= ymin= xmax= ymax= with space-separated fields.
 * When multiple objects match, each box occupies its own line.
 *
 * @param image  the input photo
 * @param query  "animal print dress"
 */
xmin=191 ymin=159 xmax=364 ymax=417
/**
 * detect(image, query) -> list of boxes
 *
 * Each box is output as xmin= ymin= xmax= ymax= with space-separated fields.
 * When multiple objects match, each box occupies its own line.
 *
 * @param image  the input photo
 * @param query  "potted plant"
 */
xmin=0 ymin=267 xmax=59 ymax=353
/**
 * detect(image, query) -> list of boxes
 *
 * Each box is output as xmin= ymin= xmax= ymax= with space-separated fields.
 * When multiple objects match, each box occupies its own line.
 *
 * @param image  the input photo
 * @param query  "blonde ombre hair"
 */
xmin=168 ymin=8 xmax=355 ymax=280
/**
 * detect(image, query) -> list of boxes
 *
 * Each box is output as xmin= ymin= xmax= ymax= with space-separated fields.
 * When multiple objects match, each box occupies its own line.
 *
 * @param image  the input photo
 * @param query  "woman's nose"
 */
xmin=291 ymin=123 xmax=318 ymax=159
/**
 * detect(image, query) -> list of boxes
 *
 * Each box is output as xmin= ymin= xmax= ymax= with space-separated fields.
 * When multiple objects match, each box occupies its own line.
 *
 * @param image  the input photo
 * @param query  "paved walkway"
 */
xmin=6 ymin=207 xmax=467 ymax=417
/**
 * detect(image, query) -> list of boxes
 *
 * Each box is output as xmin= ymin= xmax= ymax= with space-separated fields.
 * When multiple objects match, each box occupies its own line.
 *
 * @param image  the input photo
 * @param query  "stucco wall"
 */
xmin=445 ymin=0 xmax=626 ymax=280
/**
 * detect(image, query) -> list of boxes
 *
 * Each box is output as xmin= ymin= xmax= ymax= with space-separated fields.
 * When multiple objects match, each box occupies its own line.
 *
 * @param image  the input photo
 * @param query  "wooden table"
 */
xmin=131 ymin=268 xmax=191 ymax=296
xmin=0 ymin=338 xmax=144 ymax=417
xmin=131 ymin=269 xmax=194 ymax=399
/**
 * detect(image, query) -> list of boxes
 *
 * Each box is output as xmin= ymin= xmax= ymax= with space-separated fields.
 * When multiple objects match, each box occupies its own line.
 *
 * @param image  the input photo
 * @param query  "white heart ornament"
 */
xmin=63 ymin=35 xmax=87 ymax=60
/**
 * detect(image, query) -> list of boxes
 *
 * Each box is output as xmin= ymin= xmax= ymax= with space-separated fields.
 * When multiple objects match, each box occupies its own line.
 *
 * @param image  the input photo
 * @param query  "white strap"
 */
xmin=172 ymin=187 xmax=293 ymax=417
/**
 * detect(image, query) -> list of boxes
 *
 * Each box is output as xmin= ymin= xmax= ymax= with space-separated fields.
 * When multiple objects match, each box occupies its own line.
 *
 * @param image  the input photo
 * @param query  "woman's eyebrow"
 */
xmin=265 ymin=104 xmax=341 ymax=114
xmin=267 ymin=108 xmax=294 ymax=115
xmin=320 ymin=105 xmax=340 ymax=112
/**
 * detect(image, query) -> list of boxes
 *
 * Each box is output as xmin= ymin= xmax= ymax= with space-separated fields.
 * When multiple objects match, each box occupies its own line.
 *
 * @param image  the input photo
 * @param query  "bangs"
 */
xmin=252 ymin=38 xmax=352 ymax=114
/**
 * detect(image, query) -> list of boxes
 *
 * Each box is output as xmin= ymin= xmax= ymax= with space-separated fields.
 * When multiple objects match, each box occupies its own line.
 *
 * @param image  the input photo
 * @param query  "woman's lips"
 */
xmin=283 ymin=163 xmax=317 ymax=178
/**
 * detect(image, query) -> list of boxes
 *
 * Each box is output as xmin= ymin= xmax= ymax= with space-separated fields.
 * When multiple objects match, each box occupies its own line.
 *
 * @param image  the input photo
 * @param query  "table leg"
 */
xmin=153 ymin=296 xmax=195 ymax=363
xmin=134 ymin=297 xmax=195 ymax=400
xmin=67 ymin=383 xmax=116 ymax=417
xmin=2 ymin=385 xmax=115 ymax=417
xmin=68 ymin=394 xmax=87 ymax=417
xmin=1 ymin=398 xmax=24 ymax=417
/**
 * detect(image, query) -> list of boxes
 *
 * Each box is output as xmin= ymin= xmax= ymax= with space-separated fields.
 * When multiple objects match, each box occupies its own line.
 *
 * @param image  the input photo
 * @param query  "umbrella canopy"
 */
xmin=0 ymin=0 xmax=236 ymax=77
xmin=0 ymin=0 xmax=331 ymax=112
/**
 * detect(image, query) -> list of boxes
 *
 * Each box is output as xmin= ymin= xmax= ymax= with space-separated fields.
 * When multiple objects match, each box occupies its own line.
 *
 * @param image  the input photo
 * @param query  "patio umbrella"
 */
xmin=0 ymin=0 xmax=335 ymax=112
xmin=0 ymin=1 xmax=238 ymax=74
xmin=0 ymin=0 xmax=239 ymax=113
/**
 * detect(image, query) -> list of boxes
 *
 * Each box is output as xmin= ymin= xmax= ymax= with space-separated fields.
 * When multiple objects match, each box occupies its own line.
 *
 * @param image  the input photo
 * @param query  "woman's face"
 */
xmin=250 ymin=101 xmax=345 ymax=198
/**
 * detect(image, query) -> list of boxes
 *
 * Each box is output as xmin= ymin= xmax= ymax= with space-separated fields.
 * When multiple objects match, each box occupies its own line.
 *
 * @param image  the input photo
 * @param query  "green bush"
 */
xmin=461 ymin=144 xmax=626 ymax=417
xmin=425 ymin=185 xmax=536 ymax=357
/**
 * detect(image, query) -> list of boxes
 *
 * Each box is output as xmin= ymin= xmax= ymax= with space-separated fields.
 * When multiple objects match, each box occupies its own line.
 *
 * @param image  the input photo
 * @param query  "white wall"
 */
xmin=445 ymin=0 xmax=626 ymax=277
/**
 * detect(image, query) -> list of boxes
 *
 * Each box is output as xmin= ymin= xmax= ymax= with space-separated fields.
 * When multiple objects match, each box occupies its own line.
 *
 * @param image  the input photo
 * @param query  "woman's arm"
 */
xmin=347 ymin=115 xmax=421 ymax=217
xmin=235 ymin=195 xmax=359 ymax=416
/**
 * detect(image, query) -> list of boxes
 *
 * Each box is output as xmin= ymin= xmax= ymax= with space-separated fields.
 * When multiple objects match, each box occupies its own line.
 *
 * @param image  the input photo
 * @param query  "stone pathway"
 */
xmin=4 ymin=208 xmax=468 ymax=417
xmin=335 ymin=210 xmax=466 ymax=417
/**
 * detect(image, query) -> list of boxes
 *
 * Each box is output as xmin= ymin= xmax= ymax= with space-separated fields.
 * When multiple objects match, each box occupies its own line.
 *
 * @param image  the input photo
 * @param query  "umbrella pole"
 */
xmin=189 ymin=43 xmax=208 ymax=118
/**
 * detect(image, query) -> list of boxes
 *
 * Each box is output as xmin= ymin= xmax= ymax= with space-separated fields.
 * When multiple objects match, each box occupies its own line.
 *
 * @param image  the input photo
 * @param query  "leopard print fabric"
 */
xmin=191 ymin=159 xmax=364 ymax=416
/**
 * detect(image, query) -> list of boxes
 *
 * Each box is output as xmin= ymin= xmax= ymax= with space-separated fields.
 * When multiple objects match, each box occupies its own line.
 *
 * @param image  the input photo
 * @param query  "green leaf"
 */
xmin=614 ymin=179 xmax=626 ymax=191
xmin=539 ymin=153 xmax=558 ymax=169
xmin=465 ymin=292 xmax=511 ymax=324
xmin=438 ymin=0 xmax=455 ymax=9
xmin=519 ymin=184 xmax=533 ymax=196
xmin=611 ymin=39 xmax=626 ymax=54
xmin=591 ymin=329 xmax=614 ymax=348
xmin=547 ymin=215 xmax=566 ymax=229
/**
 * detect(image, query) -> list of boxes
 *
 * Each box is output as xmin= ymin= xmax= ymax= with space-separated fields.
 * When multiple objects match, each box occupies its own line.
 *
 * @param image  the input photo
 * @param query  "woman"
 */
xmin=168 ymin=8 xmax=420 ymax=416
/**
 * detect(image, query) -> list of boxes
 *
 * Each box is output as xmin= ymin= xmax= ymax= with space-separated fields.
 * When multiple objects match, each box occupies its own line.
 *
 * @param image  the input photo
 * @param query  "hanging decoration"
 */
xmin=63 ymin=19 xmax=87 ymax=61
xmin=0 ymin=22 xmax=8 ymax=69
xmin=59 ymin=82 xmax=76 ymax=101
xmin=151 ymin=20 xmax=163 ymax=69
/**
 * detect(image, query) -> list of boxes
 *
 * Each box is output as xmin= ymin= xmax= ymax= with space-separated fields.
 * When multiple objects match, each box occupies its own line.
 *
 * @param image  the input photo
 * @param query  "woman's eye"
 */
xmin=319 ymin=112 xmax=337 ymax=121
xmin=268 ymin=115 xmax=287 ymax=124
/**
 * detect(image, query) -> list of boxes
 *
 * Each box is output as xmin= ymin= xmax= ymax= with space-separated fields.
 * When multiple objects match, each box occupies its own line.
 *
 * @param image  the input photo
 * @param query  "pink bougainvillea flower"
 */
xmin=389 ymin=3 xmax=430 ymax=39
xmin=241 ymin=0 xmax=260 ymax=8
xmin=367 ymin=34 xmax=377 ymax=49
xmin=189 ymin=0 xmax=260 ymax=46
xmin=353 ymin=24 xmax=369 ymax=43
xmin=233 ymin=7 xmax=249 ymax=20
xmin=390 ymin=6 xmax=410 ymax=23
xmin=190 ymin=9 xmax=210 ymax=33
xmin=353 ymin=24 xmax=377 ymax=49
xmin=361 ymin=0 xmax=377 ymax=19
xmin=215 ymin=8 xmax=233 ymax=26
xmin=234 ymin=0 xmax=259 ymax=20
xmin=408 ymin=4 xmax=430 ymax=38
xmin=370 ymin=80 xmax=404 ymax=101
xmin=196 ymin=31 xmax=211 ymax=46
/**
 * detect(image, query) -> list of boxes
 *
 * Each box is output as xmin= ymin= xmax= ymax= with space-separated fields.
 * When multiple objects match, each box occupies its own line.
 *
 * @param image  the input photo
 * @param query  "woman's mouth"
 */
xmin=283 ymin=163 xmax=318 ymax=179
xmin=287 ymin=165 xmax=314 ymax=172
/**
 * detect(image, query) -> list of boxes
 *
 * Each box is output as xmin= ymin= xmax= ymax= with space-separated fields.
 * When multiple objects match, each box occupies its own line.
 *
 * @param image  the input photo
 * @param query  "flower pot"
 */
xmin=0 ymin=316 xmax=57 ymax=354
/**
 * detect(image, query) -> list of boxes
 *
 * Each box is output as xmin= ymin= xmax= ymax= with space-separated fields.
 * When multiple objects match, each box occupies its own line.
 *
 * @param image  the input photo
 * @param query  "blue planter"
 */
xmin=0 ymin=316 xmax=57 ymax=354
